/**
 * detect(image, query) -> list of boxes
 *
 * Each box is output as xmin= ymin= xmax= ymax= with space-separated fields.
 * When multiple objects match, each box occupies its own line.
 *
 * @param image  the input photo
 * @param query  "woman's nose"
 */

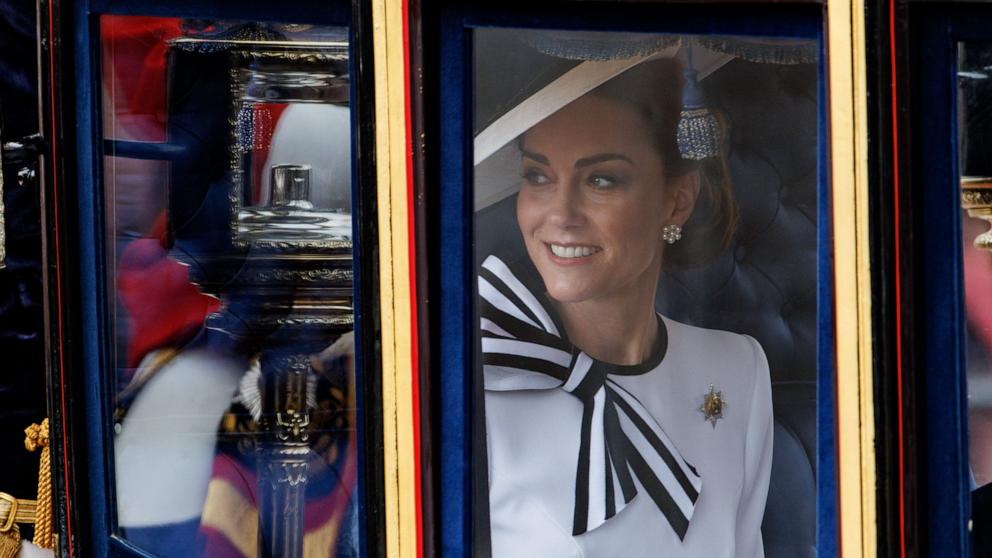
xmin=547 ymin=182 xmax=585 ymax=228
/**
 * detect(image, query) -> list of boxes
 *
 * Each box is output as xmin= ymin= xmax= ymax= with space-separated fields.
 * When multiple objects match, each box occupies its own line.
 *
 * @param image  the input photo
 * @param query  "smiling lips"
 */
xmin=548 ymin=243 xmax=602 ymax=259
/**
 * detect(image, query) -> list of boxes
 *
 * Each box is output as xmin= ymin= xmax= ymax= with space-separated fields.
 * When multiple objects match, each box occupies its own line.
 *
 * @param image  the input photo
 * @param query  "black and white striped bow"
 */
xmin=479 ymin=255 xmax=702 ymax=539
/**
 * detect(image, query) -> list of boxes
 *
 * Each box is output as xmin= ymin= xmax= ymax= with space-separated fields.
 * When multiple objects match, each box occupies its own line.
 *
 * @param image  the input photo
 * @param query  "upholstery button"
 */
xmin=735 ymin=245 xmax=747 ymax=262
xmin=781 ymin=302 xmax=793 ymax=318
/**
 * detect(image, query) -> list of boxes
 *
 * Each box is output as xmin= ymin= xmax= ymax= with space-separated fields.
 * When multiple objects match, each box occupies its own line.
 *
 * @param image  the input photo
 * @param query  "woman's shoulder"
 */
xmin=656 ymin=314 xmax=770 ymax=400
xmin=660 ymin=315 xmax=766 ymax=365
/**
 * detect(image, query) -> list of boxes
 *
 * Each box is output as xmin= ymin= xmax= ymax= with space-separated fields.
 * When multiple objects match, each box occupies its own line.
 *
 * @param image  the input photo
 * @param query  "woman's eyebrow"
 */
xmin=521 ymin=150 xmax=549 ymax=165
xmin=575 ymin=153 xmax=633 ymax=168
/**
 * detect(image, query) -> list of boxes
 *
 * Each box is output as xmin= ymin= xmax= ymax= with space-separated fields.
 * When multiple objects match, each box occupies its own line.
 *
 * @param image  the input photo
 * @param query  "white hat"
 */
xmin=472 ymin=32 xmax=817 ymax=210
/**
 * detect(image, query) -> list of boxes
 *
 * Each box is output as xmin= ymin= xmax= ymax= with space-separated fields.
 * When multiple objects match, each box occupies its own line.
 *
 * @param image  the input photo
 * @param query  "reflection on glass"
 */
xmin=101 ymin=16 xmax=358 ymax=558
xmin=963 ymin=213 xmax=992 ymax=485
xmin=231 ymin=52 xmax=352 ymax=245
xmin=958 ymin=40 xmax=992 ymax=555
xmin=473 ymin=29 xmax=818 ymax=557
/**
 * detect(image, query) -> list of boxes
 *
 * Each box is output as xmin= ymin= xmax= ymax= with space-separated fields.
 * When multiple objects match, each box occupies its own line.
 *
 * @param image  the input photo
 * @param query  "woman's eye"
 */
xmin=588 ymin=174 xmax=618 ymax=189
xmin=522 ymin=169 xmax=551 ymax=186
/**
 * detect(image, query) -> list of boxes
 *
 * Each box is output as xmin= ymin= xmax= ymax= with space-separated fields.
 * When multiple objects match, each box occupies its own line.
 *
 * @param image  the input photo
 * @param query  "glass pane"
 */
xmin=101 ymin=15 xmax=359 ymax=557
xmin=958 ymin=40 xmax=992 ymax=548
xmin=473 ymin=29 xmax=819 ymax=556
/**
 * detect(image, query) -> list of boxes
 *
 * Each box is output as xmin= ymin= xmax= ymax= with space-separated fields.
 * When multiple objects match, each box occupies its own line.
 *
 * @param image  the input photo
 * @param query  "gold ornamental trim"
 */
xmin=24 ymin=419 xmax=53 ymax=550
xmin=0 ymin=420 xmax=54 ymax=553
xmin=372 ymin=0 xmax=420 ymax=556
xmin=0 ymin=494 xmax=36 ymax=530
xmin=961 ymin=189 xmax=992 ymax=209
xmin=827 ymin=0 xmax=877 ymax=554
xmin=247 ymin=268 xmax=354 ymax=284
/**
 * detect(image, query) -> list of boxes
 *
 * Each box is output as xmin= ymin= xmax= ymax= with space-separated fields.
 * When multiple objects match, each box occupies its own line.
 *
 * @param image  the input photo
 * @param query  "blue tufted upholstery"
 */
xmin=658 ymin=59 xmax=819 ymax=558
xmin=474 ymin=58 xmax=820 ymax=556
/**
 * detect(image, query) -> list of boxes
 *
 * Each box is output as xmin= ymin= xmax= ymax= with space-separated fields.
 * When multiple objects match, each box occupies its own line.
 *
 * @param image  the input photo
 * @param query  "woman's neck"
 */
xmin=552 ymin=276 xmax=661 ymax=366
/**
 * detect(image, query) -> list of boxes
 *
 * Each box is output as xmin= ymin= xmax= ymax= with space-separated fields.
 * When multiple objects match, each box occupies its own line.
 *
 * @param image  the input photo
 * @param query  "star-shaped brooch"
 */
xmin=699 ymin=384 xmax=726 ymax=428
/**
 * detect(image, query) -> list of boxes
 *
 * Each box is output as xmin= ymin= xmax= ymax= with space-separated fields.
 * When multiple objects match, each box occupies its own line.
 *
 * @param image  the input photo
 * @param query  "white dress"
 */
xmin=481 ymin=258 xmax=773 ymax=558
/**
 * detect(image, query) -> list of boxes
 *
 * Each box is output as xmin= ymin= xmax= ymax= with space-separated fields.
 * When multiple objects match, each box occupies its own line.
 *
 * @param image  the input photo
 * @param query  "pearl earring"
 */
xmin=662 ymin=224 xmax=682 ymax=245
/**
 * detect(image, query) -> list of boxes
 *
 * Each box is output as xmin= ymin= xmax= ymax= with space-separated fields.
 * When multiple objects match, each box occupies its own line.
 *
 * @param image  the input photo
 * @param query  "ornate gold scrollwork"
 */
xmin=961 ymin=177 xmax=992 ymax=251
xmin=220 ymin=42 xmax=350 ymax=249
xmin=248 ymin=267 xmax=353 ymax=284
xmin=266 ymin=460 xmax=309 ymax=489
xmin=275 ymin=410 xmax=311 ymax=443
xmin=252 ymin=315 xmax=355 ymax=328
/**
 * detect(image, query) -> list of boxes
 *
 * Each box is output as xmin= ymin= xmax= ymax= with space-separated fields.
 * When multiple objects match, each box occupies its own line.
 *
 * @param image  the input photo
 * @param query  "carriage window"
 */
xmin=100 ymin=15 xmax=359 ymax=557
xmin=473 ymin=28 xmax=820 ymax=556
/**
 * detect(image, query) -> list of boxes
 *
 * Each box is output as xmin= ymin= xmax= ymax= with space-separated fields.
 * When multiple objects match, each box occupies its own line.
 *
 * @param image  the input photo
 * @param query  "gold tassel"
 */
xmin=24 ymin=420 xmax=53 ymax=550
xmin=0 ymin=523 xmax=21 ymax=558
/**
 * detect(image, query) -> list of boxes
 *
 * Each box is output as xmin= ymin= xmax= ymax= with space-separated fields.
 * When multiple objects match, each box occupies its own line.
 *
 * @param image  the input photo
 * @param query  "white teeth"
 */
xmin=549 ymin=244 xmax=601 ymax=258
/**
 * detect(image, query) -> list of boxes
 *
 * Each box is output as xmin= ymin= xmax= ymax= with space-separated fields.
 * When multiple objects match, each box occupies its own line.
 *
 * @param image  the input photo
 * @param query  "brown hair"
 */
xmin=587 ymin=59 xmax=738 ymax=270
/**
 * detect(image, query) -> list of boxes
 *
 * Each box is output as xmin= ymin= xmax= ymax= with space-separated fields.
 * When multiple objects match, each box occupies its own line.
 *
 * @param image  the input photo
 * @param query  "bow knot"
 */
xmin=24 ymin=419 xmax=49 ymax=453
xmin=480 ymin=255 xmax=701 ymax=540
xmin=561 ymin=354 xmax=605 ymax=400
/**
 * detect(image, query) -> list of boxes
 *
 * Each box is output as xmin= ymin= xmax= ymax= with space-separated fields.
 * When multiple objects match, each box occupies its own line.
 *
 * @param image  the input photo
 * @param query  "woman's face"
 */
xmin=517 ymin=94 xmax=695 ymax=305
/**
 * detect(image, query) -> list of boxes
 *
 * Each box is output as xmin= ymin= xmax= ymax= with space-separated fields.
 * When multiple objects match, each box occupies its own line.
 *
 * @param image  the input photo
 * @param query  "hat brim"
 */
xmin=473 ymin=35 xmax=737 ymax=210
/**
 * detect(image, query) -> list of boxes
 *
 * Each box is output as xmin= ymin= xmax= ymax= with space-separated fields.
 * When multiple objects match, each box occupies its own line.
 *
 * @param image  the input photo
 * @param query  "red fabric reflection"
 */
xmin=118 ymin=214 xmax=220 ymax=369
xmin=964 ymin=217 xmax=992 ymax=487
xmin=965 ymin=219 xmax=992 ymax=352
xmin=103 ymin=15 xmax=212 ymax=370
xmin=101 ymin=15 xmax=182 ymax=142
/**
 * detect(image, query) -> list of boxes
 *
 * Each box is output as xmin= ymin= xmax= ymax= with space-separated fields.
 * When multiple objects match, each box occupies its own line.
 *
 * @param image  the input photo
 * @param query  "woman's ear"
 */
xmin=668 ymin=170 xmax=701 ymax=226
